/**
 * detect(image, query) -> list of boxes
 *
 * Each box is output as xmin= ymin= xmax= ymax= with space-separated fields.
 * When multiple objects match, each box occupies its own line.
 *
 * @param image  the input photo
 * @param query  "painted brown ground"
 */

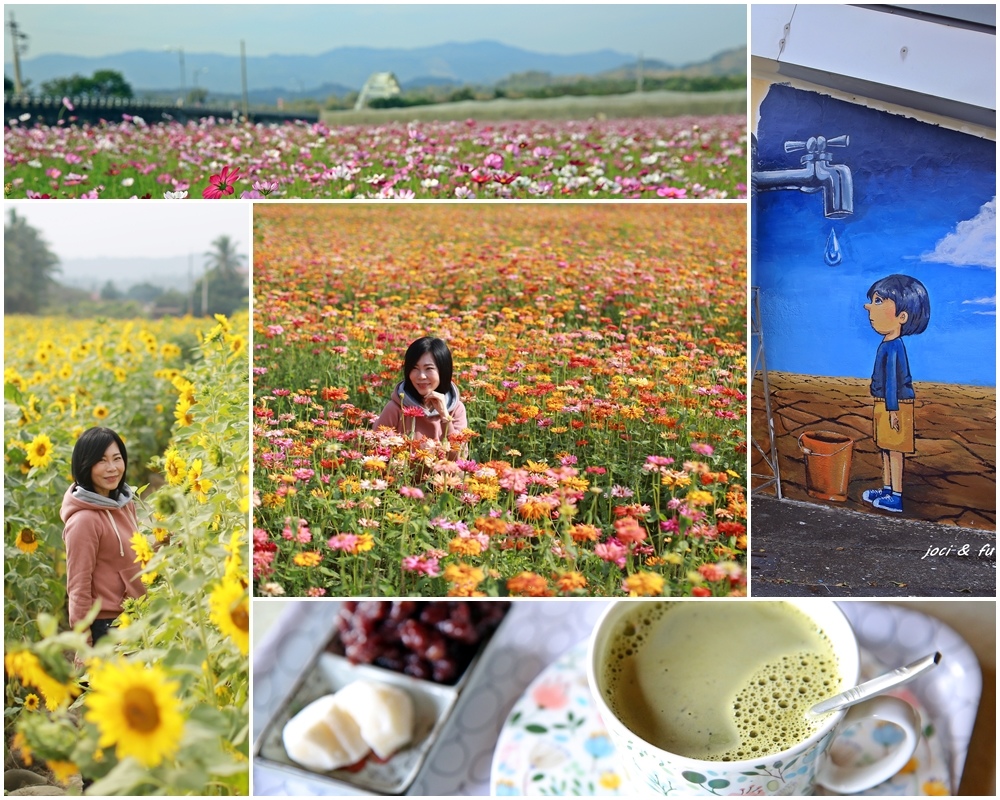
xmin=751 ymin=372 xmax=996 ymax=530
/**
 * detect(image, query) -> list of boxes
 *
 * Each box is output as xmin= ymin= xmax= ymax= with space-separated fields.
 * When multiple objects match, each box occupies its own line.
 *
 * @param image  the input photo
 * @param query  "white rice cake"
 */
xmin=331 ymin=680 xmax=415 ymax=760
xmin=282 ymin=694 xmax=370 ymax=771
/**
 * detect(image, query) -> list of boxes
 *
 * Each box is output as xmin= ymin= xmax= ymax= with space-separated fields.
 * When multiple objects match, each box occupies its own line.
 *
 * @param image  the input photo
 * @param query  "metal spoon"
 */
xmin=809 ymin=652 xmax=941 ymax=716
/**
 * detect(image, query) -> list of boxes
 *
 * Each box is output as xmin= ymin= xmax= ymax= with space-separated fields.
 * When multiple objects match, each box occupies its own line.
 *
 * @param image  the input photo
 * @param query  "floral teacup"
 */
xmin=587 ymin=600 xmax=921 ymax=796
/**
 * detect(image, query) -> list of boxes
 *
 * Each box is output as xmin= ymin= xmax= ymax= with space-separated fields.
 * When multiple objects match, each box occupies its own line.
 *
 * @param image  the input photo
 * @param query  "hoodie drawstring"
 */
xmin=104 ymin=510 xmax=125 ymax=557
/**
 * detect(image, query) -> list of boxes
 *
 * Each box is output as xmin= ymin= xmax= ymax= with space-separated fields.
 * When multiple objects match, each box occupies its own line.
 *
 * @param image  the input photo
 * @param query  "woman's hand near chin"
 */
xmin=425 ymin=391 xmax=452 ymax=421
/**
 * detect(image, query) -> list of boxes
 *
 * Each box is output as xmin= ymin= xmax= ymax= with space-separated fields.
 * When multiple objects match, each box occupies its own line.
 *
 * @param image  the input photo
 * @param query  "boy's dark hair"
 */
xmin=866 ymin=274 xmax=930 ymax=336
xmin=402 ymin=337 xmax=454 ymax=397
xmin=71 ymin=427 xmax=128 ymax=498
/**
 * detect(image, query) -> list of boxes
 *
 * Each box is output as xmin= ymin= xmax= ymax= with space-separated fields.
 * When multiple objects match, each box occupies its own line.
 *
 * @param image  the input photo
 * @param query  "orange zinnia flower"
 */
xmin=506 ymin=571 xmax=553 ymax=597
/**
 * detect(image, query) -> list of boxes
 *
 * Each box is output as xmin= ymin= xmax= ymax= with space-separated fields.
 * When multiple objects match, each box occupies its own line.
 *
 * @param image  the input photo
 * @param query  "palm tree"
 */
xmin=193 ymin=235 xmax=247 ymax=316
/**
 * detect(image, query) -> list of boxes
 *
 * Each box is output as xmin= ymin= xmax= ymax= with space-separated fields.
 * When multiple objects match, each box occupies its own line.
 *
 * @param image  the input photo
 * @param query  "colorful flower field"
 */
xmin=253 ymin=203 xmax=747 ymax=599
xmin=4 ymin=115 xmax=746 ymax=199
xmin=4 ymin=313 xmax=249 ymax=794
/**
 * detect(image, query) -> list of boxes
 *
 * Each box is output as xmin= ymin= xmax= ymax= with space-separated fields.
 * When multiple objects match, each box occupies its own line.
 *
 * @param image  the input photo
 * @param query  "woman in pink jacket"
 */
xmin=60 ymin=427 xmax=145 ymax=644
xmin=372 ymin=337 xmax=468 ymax=458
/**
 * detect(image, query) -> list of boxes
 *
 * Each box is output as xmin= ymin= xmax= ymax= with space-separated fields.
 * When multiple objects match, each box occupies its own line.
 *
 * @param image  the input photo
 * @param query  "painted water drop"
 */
xmin=824 ymin=228 xmax=842 ymax=266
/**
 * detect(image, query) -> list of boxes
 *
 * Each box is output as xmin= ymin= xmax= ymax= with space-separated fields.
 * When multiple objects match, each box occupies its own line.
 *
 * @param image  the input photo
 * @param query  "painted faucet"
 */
xmin=752 ymin=135 xmax=854 ymax=218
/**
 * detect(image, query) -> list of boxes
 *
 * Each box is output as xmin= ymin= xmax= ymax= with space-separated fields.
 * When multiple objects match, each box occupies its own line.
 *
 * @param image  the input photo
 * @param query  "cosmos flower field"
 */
xmin=253 ymin=203 xmax=747 ymax=598
xmin=4 ymin=115 xmax=746 ymax=199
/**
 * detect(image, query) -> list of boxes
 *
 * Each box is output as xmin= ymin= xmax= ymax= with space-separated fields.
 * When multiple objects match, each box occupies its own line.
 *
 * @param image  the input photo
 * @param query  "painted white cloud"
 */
xmin=963 ymin=295 xmax=997 ymax=316
xmin=920 ymin=197 xmax=996 ymax=269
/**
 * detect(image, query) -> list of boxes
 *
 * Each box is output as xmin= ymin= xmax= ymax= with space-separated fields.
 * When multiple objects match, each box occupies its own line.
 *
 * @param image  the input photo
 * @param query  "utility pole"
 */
xmin=240 ymin=40 xmax=249 ymax=119
xmin=6 ymin=12 xmax=28 ymax=93
xmin=202 ymin=260 xmax=209 ymax=316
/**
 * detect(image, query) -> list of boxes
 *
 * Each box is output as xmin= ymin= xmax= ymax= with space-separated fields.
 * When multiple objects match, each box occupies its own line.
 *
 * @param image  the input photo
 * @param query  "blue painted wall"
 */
xmin=754 ymin=84 xmax=995 ymax=387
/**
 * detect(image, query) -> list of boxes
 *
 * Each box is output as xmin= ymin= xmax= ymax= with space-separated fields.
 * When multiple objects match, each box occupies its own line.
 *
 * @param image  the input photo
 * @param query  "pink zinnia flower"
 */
xmin=400 ymin=486 xmax=424 ymax=500
xmin=401 ymin=554 xmax=441 ymax=577
xmin=595 ymin=541 xmax=628 ymax=568
xmin=328 ymin=533 xmax=359 ymax=551
xmin=691 ymin=442 xmax=714 ymax=457
xmin=202 ymin=165 xmax=240 ymax=198
xmin=614 ymin=518 xmax=647 ymax=546
xmin=698 ymin=563 xmax=726 ymax=582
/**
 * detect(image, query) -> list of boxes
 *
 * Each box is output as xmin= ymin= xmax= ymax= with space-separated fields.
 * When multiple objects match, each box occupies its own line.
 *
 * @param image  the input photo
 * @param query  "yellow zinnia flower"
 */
xmin=84 ymin=659 xmax=185 ymax=768
xmin=622 ymin=571 xmax=666 ymax=597
xmin=26 ymin=433 xmax=54 ymax=469
xmin=208 ymin=579 xmax=249 ymax=655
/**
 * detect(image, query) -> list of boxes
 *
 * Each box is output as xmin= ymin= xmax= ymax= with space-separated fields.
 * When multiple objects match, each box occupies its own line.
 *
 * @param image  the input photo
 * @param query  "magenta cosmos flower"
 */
xmin=202 ymin=165 xmax=240 ymax=198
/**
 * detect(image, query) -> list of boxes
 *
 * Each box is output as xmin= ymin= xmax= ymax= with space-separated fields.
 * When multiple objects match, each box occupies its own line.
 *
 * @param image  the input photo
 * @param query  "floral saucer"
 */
xmin=490 ymin=642 xmax=954 ymax=797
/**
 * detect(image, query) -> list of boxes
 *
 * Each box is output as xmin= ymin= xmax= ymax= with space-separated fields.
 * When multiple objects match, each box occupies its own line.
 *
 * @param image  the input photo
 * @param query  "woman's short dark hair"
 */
xmin=71 ymin=427 xmax=128 ymax=497
xmin=402 ymin=337 xmax=453 ymax=397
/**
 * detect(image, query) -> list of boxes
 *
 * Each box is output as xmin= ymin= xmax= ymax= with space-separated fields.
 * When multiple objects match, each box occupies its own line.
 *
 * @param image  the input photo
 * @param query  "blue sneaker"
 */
xmin=872 ymin=493 xmax=903 ymax=513
xmin=862 ymin=486 xmax=892 ymax=504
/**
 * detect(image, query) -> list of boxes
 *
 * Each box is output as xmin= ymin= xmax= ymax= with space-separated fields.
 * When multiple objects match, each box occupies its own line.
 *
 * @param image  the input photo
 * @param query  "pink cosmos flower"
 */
xmin=483 ymin=153 xmax=504 ymax=170
xmin=202 ymin=164 xmax=240 ymax=198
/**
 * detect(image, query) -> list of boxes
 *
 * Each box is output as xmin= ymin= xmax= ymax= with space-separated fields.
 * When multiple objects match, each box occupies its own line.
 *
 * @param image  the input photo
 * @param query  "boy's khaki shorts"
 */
xmin=873 ymin=399 xmax=915 ymax=453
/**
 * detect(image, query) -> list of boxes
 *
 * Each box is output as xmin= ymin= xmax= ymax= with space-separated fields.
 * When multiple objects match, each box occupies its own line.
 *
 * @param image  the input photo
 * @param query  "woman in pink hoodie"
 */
xmin=372 ymin=337 xmax=468 ymax=458
xmin=60 ymin=427 xmax=145 ymax=644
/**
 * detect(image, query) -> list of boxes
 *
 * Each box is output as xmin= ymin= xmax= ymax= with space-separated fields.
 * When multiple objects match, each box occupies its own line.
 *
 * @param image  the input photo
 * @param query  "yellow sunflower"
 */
xmin=227 ymin=335 xmax=246 ymax=358
xmin=23 ymin=693 xmax=40 ymax=712
xmin=208 ymin=579 xmax=249 ymax=655
xmin=130 ymin=532 xmax=153 ymax=566
xmin=4 ymin=650 xmax=78 ymax=710
xmin=46 ymin=760 xmax=79 ymax=785
xmin=163 ymin=448 xmax=187 ymax=486
xmin=15 ymin=527 xmax=40 ymax=554
xmin=25 ymin=433 xmax=54 ymax=469
xmin=92 ymin=405 xmax=110 ymax=420
xmin=84 ymin=659 xmax=185 ymax=768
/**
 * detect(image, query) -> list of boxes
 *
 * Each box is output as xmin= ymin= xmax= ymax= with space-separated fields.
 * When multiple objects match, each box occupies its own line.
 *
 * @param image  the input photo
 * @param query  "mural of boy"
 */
xmin=861 ymin=274 xmax=930 ymax=513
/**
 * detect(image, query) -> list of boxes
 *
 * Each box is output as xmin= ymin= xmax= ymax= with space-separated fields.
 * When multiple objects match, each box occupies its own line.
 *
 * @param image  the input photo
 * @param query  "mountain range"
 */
xmin=7 ymin=40 xmax=745 ymax=98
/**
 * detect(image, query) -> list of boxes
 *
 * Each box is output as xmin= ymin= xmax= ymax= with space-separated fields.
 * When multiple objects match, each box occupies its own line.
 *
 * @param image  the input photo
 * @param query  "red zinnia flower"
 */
xmin=202 ymin=165 xmax=240 ymax=198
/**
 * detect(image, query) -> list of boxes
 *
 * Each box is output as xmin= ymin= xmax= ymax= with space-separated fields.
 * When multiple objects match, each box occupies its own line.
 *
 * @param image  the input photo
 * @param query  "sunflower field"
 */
xmin=253 ymin=203 xmax=747 ymax=599
xmin=4 ymin=313 xmax=250 ymax=795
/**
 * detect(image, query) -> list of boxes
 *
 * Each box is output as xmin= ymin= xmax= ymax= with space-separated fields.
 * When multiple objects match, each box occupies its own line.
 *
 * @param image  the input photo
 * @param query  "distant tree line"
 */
xmin=4 ymin=212 xmax=246 ymax=318
xmin=3 ymin=70 xmax=135 ymax=98
xmin=360 ymin=73 xmax=744 ymax=110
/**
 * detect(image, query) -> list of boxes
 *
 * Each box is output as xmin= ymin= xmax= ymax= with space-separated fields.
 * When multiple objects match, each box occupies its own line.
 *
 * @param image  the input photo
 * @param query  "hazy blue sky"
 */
xmin=5 ymin=4 xmax=747 ymax=64
xmin=5 ymin=202 xmax=249 ymax=269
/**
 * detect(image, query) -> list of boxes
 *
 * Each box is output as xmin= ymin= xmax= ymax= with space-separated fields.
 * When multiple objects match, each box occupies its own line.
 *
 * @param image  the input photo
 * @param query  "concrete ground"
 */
xmin=751 ymin=495 xmax=996 ymax=597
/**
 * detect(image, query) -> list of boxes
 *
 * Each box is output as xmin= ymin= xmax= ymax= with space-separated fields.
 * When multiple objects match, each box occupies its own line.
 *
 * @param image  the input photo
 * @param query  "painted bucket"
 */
xmin=797 ymin=431 xmax=854 ymax=502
